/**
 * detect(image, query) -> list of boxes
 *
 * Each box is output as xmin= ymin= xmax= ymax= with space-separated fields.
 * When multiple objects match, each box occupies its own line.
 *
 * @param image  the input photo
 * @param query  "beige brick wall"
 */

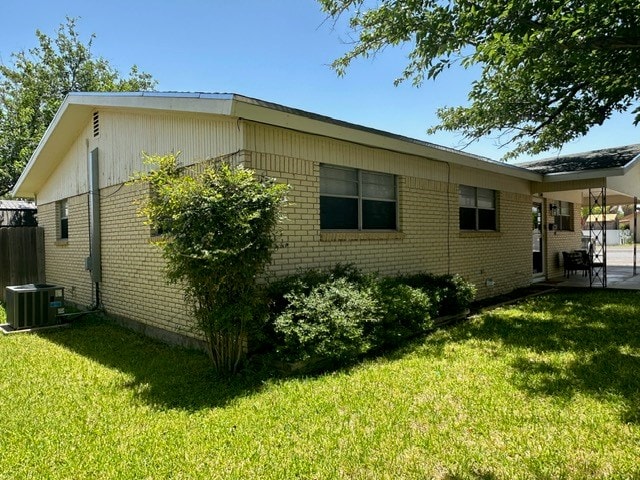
xmin=545 ymin=200 xmax=583 ymax=278
xmin=39 ymin=150 xmax=536 ymax=343
xmin=40 ymin=183 xmax=197 ymax=341
xmin=248 ymin=152 xmax=533 ymax=300
xmin=99 ymin=182 xmax=195 ymax=339
xmin=451 ymin=190 xmax=533 ymax=298
xmin=39 ymin=195 xmax=93 ymax=305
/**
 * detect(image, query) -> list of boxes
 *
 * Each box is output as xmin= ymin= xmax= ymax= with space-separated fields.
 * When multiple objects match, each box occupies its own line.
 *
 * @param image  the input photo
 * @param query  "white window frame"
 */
xmin=555 ymin=201 xmax=574 ymax=231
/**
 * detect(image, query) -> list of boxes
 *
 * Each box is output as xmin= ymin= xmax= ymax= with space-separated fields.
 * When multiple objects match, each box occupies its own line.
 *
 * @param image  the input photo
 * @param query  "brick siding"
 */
xmin=39 ymin=151 xmax=542 ymax=344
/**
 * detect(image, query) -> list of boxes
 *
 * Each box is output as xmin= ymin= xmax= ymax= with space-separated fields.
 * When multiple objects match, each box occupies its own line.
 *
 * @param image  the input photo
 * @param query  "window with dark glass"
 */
xmin=58 ymin=199 xmax=69 ymax=240
xmin=320 ymin=164 xmax=397 ymax=230
xmin=554 ymin=201 xmax=573 ymax=231
xmin=459 ymin=185 xmax=497 ymax=231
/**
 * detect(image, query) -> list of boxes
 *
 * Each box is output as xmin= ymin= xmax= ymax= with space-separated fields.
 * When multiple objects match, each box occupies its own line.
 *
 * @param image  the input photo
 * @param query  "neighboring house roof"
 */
xmin=619 ymin=212 xmax=639 ymax=224
xmin=12 ymin=91 xmax=540 ymax=197
xmin=0 ymin=200 xmax=36 ymax=210
xmin=0 ymin=200 xmax=37 ymax=227
xmin=517 ymin=144 xmax=640 ymax=175
xmin=584 ymin=213 xmax=618 ymax=223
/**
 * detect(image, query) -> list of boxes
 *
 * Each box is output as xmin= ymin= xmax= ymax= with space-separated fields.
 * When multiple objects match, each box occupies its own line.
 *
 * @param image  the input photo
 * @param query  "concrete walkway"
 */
xmin=541 ymin=265 xmax=640 ymax=290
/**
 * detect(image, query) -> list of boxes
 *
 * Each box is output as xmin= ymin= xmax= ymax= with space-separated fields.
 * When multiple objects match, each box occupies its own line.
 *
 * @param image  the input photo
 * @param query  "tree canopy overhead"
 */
xmin=319 ymin=0 xmax=640 ymax=159
xmin=0 ymin=17 xmax=156 ymax=196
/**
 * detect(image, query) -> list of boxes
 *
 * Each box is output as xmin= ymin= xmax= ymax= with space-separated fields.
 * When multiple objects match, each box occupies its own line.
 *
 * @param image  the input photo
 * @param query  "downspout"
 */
xmin=87 ymin=147 xmax=102 ymax=307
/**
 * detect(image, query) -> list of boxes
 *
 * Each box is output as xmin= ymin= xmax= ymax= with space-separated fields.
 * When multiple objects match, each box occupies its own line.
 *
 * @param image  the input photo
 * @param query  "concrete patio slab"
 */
xmin=541 ymin=266 xmax=640 ymax=290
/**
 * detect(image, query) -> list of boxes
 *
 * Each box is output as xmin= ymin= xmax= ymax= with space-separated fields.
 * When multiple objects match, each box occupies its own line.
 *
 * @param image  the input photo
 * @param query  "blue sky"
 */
xmin=1 ymin=0 xmax=637 ymax=163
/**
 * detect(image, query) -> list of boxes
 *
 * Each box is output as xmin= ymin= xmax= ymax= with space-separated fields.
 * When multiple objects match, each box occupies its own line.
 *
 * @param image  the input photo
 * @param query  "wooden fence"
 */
xmin=0 ymin=227 xmax=45 ymax=301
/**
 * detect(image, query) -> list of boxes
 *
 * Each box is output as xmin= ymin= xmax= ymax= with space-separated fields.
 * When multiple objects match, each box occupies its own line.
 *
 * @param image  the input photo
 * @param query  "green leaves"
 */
xmin=274 ymin=277 xmax=380 ymax=364
xmin=0 ymin=17 xmax=156 ymax=196
xmin=320 ymin=0 xmax=640 ymax=159
xmin=132 ymin=153 xmax=289 ymax=373
xmin=265 ymin=266 xmax=476 ymax=370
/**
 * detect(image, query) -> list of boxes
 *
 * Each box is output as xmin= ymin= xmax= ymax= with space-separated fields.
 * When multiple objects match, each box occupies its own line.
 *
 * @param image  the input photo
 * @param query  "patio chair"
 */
xmin=562 ymin=250 xmax=591 ymax=277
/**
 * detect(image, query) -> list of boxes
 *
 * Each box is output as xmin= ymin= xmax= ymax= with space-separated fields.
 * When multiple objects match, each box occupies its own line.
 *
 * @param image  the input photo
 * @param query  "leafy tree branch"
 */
xmin=0 ymin=17 xmax=156 ymax=196
xmin=319 ymin=0 xmax=640 ymax=159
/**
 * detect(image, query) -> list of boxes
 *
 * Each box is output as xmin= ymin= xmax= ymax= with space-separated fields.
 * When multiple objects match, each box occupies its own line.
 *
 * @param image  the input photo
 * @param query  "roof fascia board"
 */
xmin=531 ymin=177 xmax=606 ymax=194
xmin=11 ymin=96 xmax=75 ymax=197
xmin=68 ymin=91 xmax=235 ymax=116
xmin=590 ymin=193 xmax=637 ymax=204
xmin=541 ymin=167 xmax=626 ymax=183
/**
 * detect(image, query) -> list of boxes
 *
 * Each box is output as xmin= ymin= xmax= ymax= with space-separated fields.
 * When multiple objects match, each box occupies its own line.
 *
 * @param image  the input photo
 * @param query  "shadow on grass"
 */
xmin=33 ymin=290 xmax=640 ymax=421
xmin=461 ymin=289 xmax=640 ymax=423
xmin=36 ymin=314 xmax=280 ymax=411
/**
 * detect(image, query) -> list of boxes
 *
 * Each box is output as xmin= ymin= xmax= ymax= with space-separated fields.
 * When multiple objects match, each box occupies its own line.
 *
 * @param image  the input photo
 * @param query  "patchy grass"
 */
xmin=1 ymin=290 xmax=639 ymax=479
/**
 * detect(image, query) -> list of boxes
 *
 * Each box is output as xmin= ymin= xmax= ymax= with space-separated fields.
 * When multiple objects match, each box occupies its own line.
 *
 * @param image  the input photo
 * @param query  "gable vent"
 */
xmin=92 ymin=111 xmax=100 ymax=137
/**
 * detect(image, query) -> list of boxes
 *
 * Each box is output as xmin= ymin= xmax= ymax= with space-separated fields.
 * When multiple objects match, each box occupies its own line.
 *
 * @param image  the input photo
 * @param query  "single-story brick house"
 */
xmin=12 ymin=92 xmax=640 ymax=346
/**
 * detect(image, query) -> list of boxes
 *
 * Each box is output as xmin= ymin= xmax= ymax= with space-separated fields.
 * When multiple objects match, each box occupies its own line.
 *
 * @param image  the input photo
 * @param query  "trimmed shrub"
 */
xmin=272 ymin=277 xmax=380 ymax=365
xmin=263 ymin=265 xmax=476 ymax=370
xmin=391 ymin=273 xmax=476 ymax=316
xmin=266 ymin=263 xmax=374 ymax=317
xmin=372 ymin=280 xmax=436 ymax=348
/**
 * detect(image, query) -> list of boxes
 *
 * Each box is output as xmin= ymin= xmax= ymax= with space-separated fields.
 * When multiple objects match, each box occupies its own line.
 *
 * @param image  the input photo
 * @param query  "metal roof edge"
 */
xmin=67 ymin=91 xmax=235 ymax=100
xmin=65 ymin=91 xmax=236 ymax=114
xmin=541 ymin=166 xmax=626 ymax=182
xmin=622 ymin=152 xmax=640 ymax=173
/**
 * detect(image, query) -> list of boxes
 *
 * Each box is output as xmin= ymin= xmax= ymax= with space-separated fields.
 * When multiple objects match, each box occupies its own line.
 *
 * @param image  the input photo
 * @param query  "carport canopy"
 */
xmin=519 ymin=144 xmax=640 ymax=205
xmin=519 ymin=144 xmax=640 ymax=286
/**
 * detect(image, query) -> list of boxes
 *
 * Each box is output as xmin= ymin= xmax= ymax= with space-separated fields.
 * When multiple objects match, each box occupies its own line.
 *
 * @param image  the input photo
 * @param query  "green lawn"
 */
xmin=1 ymin=290 xmax=639 ymax=479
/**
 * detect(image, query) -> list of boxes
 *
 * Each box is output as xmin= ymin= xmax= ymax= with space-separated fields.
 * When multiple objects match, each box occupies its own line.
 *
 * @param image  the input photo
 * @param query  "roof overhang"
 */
xmin=540 ymin=166 xmax=628 ymax=183
xmin=228 ymin=95 xmax=542 ymax=182
xmin=12 ymin=93 xmax=237 ymax=197
xmin=531 ymin=153 xmax=640 ymax=200
xmin=12 ymin=92 xmax=541 ymax=198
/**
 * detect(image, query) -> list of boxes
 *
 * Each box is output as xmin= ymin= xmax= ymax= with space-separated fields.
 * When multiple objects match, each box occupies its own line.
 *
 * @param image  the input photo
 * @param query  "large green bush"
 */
xmin=391 ymin=273 xmax=477 ymax=316
xmin=265 ymin=265 xmax=476 ymax=369
xmin=272 ymin=276 xmax=379 ymax=364
xmin=372 ymin=280 xmax=436 ymax=348
xmin=266 ymin=264 xmax=374 ymax=316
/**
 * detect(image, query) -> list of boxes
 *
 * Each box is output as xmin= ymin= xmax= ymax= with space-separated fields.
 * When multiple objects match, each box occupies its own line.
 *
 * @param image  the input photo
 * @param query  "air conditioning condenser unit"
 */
xmin=4 ymin=284 xmax=65 ymax=330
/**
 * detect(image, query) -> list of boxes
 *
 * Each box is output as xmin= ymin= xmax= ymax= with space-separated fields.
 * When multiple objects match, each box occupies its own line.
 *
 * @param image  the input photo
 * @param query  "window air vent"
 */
xmin=92 ymin=111 xmax=100 ymax=137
